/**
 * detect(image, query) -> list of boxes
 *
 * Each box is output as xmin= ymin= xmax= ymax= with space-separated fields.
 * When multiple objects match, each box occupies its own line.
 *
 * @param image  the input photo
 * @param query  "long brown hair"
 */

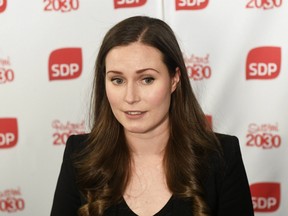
xmin=75 ymin=16 xmax=221 ymax=216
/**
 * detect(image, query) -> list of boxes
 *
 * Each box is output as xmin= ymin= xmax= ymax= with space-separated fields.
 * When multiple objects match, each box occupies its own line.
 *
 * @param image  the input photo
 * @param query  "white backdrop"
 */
xmin=0 ymin=0 xmax=287 ymax=215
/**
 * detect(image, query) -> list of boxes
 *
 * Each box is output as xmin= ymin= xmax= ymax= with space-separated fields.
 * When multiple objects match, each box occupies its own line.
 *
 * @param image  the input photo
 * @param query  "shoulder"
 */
xmin=67 ymin=133 xmax=89 ymax=146
xmin=204 ymin=133 xmax=254 ymax=215
xmin=50 ymin=134 xmax=89 ymax=215
xmin=215 ymin=133 xmax=241 ymax=158
xmin=213 ymin=133 xmax=249 ymax=186
xmin=209 ymin=133 xmax=243 ymax=179
xmin=65 ymin=133 xmax=89 ymax=154
xmin=211 ymin=134 xmax=254 ymax=215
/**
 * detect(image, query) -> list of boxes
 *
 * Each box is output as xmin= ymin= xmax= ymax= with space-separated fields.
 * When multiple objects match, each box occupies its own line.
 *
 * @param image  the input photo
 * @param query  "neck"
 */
xmin=125 ymin=125 xmax=170 ymax=157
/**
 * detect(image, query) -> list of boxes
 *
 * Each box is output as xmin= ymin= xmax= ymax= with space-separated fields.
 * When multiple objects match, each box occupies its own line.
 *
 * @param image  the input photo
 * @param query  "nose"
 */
xmin=124 ymin=82 xmax=140 ymax=104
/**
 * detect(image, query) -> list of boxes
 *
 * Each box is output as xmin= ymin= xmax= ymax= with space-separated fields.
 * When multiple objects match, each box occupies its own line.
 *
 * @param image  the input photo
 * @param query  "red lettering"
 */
xmin=44 ymin=0 xmax=79 ymax=12
xmin=246 ymin=0 xmax=282 ymax=9
xmin=0 ymin=198 xmax=25 ymax=212
xmin=186 ymin=64 xmax=211 ymax=80
xmin=0 ymin=68 xmax=15 ymax=84
xmin=246 ymin=133 xmax=281 ymax=149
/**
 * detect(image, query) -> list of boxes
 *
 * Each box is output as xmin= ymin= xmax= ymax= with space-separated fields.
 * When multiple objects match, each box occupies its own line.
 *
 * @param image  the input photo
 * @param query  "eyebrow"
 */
xmin=106 ymin=68 xmax=160 ymax=74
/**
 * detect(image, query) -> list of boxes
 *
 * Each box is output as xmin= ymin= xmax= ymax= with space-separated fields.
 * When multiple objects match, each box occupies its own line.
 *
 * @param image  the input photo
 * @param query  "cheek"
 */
xmin=105 ymin=85 xmax=119 ymax=108
xmin=146 ymin=85 xmax=172 ymax=107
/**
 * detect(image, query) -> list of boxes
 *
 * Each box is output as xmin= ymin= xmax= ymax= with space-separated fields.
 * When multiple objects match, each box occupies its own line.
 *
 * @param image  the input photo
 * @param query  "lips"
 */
xmin=124 ymin=111 xmax=146 ymax=118
xmin=126 ymin=111 xmax=143 ymax=115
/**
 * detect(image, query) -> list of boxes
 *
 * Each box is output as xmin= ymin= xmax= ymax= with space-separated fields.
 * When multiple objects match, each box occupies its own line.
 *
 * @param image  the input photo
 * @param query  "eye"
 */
xmin=142 ymin=77 xmax=155 ymax=85
xmin=111 ymin=78 xmax=124 ymax=85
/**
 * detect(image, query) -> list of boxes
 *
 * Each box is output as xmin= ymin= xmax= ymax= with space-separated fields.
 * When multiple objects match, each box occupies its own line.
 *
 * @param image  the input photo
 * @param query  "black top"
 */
xmin=50 ymin=133 xmax=254 ymax=216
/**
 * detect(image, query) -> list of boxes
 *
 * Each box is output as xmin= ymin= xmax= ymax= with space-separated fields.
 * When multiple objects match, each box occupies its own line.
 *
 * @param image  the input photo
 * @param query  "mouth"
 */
xmin=124 ymin=111 xmax=146 ymax=118
xmin=125 ymin=111 xmax=144 ymax=115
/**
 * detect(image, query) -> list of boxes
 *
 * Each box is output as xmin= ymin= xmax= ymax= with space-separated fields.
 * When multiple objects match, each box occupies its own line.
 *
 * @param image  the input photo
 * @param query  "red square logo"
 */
xmin=176 ymin=0 xmax=208 ymax=10
xmin=48 ymin=48 xmax=82 ymax=81
xmin=114 ymin=0 xmax=147 ymax=9
xmin=0 ymin=0 xmax=7 ymax=13
xmin=246 ymin=47 xmax=281 ymax=80
xmin=250 ymin=182 xmax=280 ymax=212
xmin=0 ymin=118 xmax=18 ymax=149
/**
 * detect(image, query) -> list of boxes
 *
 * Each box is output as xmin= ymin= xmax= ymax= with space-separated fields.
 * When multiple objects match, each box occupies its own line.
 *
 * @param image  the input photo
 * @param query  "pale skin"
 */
xmin=105 ymin=42 xmax=180 ymax=216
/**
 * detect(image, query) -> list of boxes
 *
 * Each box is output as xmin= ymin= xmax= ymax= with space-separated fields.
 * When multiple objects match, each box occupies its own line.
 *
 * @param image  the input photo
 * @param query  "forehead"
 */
xmin=105 ymin=42 xmax=165 ymax=70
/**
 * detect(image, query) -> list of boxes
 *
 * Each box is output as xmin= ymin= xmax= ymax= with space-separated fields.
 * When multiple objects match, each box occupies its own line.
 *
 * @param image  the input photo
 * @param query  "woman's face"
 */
xmin=105 ymin=42 xmax=179 ymax=136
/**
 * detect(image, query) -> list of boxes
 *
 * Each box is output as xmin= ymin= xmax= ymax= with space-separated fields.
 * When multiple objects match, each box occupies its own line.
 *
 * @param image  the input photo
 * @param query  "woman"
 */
xmin=51 ymin=16 xmax=254 ymax=216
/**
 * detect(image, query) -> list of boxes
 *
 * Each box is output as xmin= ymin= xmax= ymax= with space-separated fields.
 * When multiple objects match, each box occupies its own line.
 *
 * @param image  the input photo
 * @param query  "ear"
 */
xmin=171 ymin=67 xmax=180 ymax=93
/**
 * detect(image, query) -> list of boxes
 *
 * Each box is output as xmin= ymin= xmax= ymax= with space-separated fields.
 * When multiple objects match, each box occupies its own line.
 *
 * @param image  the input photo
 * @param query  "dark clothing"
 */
xmin=51 ymin=134 xmax=254 ymax=216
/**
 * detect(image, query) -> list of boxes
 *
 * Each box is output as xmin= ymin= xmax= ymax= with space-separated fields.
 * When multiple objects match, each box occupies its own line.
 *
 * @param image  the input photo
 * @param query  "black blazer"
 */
xmin=50 ymin=134 xmax=254 ymax=216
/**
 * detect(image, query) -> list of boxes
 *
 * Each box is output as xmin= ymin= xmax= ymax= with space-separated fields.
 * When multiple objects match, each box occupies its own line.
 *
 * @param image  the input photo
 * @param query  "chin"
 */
xmin=124 ymin=126 xmax=148 ymax=134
